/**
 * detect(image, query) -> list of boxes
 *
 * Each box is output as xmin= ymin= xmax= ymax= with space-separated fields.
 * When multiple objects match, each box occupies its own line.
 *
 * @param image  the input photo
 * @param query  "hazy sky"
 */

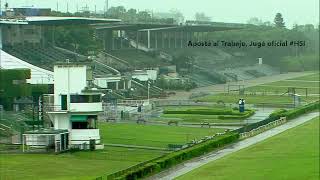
xmin=6 ymin=0 xmax=320 ymax=27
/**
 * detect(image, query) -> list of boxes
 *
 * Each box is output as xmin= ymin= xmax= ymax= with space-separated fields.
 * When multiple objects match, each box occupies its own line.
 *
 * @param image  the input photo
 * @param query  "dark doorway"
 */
xmin=61 ymin=95 xmax=67 ymax=110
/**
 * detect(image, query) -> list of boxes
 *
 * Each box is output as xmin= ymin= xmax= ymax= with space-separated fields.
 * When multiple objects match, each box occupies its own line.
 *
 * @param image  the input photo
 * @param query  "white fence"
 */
xmin=239 ymin=117 xmax=287 ymax=139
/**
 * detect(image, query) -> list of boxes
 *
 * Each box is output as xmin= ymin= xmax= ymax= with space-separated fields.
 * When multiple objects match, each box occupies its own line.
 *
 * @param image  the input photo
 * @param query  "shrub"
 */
xmin=218 ymin=109 xmax=255 ymax=120
xmin=164 ymin=109 xmax=233 ymax=115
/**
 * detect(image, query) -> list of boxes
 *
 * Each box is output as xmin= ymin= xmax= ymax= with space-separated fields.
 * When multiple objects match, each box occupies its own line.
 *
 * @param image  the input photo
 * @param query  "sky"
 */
xmin=4 ymin=0 xmax=320 ymax=27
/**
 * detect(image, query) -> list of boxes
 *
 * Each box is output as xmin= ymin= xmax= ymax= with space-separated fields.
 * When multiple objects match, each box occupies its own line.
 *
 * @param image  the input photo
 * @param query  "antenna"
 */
xmin=106 ymin=0 xmax=109 ymax=11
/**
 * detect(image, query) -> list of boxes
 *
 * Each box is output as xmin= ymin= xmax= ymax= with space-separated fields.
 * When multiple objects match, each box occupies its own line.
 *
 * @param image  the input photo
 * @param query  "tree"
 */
xmin=169 ymin=9 xmax=185 ymax=24
xmin=137 ymin=11 xmax=152 ymax=23
xmin=126 ymin=8 xmax=137 ymax=22
xmin=274 ymin=13 xmax=285 ymax=28
xmin=263 ymin=21 xmax=273 ymax=27
xmin=195 ymin=12 xmax=211 ymax=21
xmin=247 ymin=17 xmax=263 ymax=26
xmin=108 ymin=6 xmax=126 ymax=19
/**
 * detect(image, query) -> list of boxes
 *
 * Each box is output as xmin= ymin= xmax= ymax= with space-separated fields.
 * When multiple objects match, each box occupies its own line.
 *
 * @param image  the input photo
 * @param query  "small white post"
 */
xmin=147 ymin=82 xmax=150 ymax=104
xmin=22 ymin=135 xmax=25 ymax=152
xmin=147 ymin=30 xmax=151 ymax=49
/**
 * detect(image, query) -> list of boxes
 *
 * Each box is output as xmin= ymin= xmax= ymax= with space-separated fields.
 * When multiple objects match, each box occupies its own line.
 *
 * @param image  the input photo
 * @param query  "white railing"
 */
xmin=239 ymin=117 xmax=287 ymax=139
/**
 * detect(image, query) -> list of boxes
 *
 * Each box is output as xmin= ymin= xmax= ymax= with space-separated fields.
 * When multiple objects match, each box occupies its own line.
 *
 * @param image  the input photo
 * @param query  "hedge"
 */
xmin=218 ymin=109 xmax=255 ymax=120
xmin=107 ymin=133 xmax=239 ymax=180
xmin=283 ymin=101 xmax=319 ymax=120
xmin=163 ymin=108 xmax=252 ymax=116
xmin=267 ymin=101 xmax=319 ymax=120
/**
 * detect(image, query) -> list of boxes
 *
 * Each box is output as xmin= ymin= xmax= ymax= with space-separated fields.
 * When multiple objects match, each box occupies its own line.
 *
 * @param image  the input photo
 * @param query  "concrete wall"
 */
xmin=2 ymin=25 xmax=42 ymax=46
xmin=51 ymin=113 xmax=70 ymax=130
xmin=53 ymin=65 xmax=87 ymax=108
xmin=132 ymin=70 xmax=158 ymax=82
xmin=94 ymin=77 xmax=121 ymax=89
xmin=69 ymin=103 xmax=102 ymax=112
xmin=70 ymin=129 xmax=100 ymax=144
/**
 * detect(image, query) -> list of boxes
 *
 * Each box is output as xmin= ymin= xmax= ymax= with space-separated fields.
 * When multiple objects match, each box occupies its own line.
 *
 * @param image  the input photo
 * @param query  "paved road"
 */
xmin=146 ymin=112 xmax=319 ymax=180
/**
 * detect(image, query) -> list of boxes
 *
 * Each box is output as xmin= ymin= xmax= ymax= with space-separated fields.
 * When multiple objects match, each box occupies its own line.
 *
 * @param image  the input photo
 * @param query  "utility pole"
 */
xmin=106 ymin=0 xmax=109 ymax=12
xmin=105 ymin=0 xmax=109 ymax=16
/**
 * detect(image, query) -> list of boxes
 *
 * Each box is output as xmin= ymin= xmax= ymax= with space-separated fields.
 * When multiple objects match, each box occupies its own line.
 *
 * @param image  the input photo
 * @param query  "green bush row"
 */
xmin=107 ymin=133 xmax=239 ymax=180
xmin=283 ymin=101 xmax=319 ymax=120
xmin=163 ymin=108 xmax=241 ymax=115
xmin=236 ymin=101 xmax=320 ymax=134
xmin=218 ymin=109 xmax=255 ymax=120
xmin=268 ymin=101 xmax=319 ymax=120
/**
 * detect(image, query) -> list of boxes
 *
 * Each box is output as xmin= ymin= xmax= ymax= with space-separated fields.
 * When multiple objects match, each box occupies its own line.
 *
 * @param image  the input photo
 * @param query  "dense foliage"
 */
xmin=0 ymin=69 xmax=49 ymax=110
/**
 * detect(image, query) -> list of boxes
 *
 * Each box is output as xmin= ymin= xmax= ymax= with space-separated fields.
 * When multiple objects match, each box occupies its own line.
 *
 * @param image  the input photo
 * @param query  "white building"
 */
xmin=132 ymin=69 xmax=158 ymax=82
xmin=23 ymin=63 xmax=104 ymax=152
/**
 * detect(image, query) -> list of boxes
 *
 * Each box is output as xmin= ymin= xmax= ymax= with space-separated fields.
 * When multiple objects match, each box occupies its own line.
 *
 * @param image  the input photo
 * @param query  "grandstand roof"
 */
xmin=95 ymin=23 xmax=242 ymax=32
xmin=0 ymin=16 xmax=121 ymax=25
xmin=95 ymin=23 xmax=176 ymax=30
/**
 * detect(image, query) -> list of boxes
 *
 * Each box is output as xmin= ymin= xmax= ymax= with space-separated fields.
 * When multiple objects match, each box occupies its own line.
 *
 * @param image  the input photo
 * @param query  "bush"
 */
xmin=269 ymin=101 xmax=319 ymax=120
xmin=218 ymin=109 xmax=255 ymax=120
xmin=163 ymin=109 xmax=233 ymax=115
xmin=283 ymin=101 xmax=319 ymax=120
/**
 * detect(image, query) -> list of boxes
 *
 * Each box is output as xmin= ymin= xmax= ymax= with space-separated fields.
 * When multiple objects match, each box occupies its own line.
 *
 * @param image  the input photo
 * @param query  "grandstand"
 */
xmin=0 ymin=16 xmax=120 ymax=84
xmin=109 ymin=49 xmax=170 ymax=69
xmin=0 ymin=14 xmax=280 ymax=98
xmin=0 ymin=111 xmax=32 ymax=143
xmin=3 ymin=44 xmax=84 ymax=71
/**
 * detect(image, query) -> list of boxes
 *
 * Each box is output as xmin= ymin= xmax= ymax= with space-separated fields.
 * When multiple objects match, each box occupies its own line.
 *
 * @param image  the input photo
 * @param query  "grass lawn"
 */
xmin=246 ymin=72 xmax=320 ymax=95
xmin=99 ymin=123 xmax=225 ymax=148
xmin=197 ymin=93 xmax=303 ymax=104
xmin=0 ymin=146 xmax=165 ymax=180
xmin=177 ymin=117 xmax=319 ymax=180
xmin=160 ymin=114 xmax=244 ymax=123
xmin=246 ymin=81 xmax=319 ymax=94
xmin=289 ymin=73 xmax=319 ymax=81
